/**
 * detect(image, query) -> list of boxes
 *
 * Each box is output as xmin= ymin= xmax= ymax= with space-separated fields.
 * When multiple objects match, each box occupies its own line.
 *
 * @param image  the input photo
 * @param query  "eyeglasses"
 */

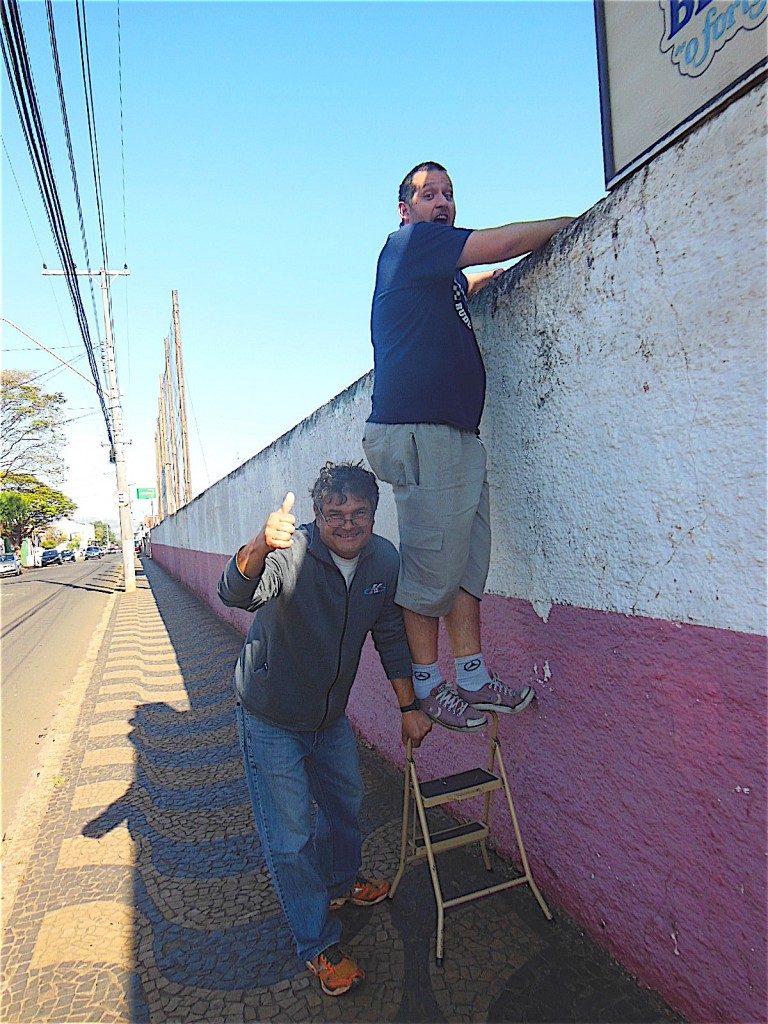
xmin=317 ymin=507 xmax=374 ymax=526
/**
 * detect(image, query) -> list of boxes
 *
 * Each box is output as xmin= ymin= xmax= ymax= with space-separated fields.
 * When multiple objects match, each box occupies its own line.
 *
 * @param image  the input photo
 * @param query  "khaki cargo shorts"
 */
xmin=363 ymin=423 xmax=490 ymax=617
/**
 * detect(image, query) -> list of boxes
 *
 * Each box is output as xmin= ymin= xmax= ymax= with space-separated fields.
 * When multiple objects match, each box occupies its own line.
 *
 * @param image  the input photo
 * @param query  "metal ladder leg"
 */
xmin=408 ymin=752 xmax=448 ymax=964
xmin=479 ymin=713 xmax=501 ymax=871
xmin=390 ymin=731 xmax=551 ymax=966
xmin=492 ymin=735 xmax=552 ymax=921
xmin=389 ymin=739 xmax=413 ymax=899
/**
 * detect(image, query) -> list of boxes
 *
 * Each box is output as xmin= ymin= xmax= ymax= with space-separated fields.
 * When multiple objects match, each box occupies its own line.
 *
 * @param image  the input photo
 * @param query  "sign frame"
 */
xmin=594 ymin=0 xmax=767 ymax=190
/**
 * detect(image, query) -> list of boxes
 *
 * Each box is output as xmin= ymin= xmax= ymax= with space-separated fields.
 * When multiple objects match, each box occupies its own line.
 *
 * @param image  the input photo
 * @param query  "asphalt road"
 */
xmin=0 ymin=554 xmax=120 ymax=838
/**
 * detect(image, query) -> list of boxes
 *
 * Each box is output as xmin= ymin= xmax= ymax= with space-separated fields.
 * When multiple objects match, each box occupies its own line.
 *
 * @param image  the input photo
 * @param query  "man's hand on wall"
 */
xmin=466 ymin=266 xmax=506 ymax=298
xmin=264 ymin=492 xmax=296 ymax=550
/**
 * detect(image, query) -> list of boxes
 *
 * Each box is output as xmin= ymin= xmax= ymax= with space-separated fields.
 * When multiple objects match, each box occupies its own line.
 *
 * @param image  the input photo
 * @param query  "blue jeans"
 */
xmin=235 ymin=702 xmax=363 ymax=963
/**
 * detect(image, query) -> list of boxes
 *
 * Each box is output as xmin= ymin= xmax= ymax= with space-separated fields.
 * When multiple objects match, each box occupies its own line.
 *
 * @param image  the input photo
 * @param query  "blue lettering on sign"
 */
xmin=667 ymin=0 xmax=714 ymax=39
xmin=659 ymin=0 xmax=767 ymax=77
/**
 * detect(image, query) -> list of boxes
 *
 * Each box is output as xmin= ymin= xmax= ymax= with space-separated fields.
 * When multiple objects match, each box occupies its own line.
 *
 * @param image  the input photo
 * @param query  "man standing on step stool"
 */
xmin=219 ymin=461 xmax=432 ymax=997
xmin=363 ymin=161 xmax=574 ymax=731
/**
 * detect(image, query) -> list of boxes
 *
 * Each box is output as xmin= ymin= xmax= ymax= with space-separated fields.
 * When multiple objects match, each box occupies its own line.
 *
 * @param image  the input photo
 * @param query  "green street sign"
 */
xmin=136 ymin=487 xmax=157 ymax=500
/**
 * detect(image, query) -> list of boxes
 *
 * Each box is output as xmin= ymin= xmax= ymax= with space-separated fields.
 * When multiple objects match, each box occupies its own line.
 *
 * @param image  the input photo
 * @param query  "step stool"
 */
xmin=389 ymin=710 xmax=552 ymax=964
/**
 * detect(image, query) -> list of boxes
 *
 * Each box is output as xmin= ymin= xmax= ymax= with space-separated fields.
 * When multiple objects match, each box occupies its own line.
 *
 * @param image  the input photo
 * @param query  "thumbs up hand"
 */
xmin=264 ymin=492 xmax=296 ymax=550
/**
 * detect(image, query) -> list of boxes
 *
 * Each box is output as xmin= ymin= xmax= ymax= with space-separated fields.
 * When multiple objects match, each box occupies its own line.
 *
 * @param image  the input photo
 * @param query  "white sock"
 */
xmin=455 ymin=654 xmax=491 ymax=692
xmin=412 ymin=662 xmax=443 ymax=699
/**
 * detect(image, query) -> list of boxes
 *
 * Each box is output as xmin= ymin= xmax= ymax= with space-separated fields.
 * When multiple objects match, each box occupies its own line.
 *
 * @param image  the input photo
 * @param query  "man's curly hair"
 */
xmin=310 ymin=461 xmax=379 ymax=513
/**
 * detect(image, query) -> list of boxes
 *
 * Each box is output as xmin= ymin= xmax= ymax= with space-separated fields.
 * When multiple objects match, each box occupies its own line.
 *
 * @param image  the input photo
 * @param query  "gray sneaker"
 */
xmin=420 ymin=681 xmax=487 ymax=731
xmin=456 ymin=674 xmax=536 ymax=714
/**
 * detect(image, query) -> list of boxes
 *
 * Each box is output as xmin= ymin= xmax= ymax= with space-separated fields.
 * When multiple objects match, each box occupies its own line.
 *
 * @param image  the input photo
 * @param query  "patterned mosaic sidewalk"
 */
xmin=1 ymin=559 xmax=683 ymax=1023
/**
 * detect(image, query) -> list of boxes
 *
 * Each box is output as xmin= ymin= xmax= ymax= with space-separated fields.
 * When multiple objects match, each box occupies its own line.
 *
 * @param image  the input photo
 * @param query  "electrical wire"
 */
xmin=73 ymin=0 xmax=119 ymax=394
xmin=188 ymin=394 xmax=210 ymax=492
xmin=116 ymin=0 xmax=127 ymax=262
xmin=74 ymin=0 xmax=108 ymax=270
xmin=2 ymin=136 xmax=74 ymax=348
xmin=116 ymin=0 xmax=131 ymax=386
xmin=3 ymin=318 xmax=96 ymax=388
xmin=45 ymin=0 xmax=102 ymax=347
xmin=0 ymin=0 xmax=113 ymax=446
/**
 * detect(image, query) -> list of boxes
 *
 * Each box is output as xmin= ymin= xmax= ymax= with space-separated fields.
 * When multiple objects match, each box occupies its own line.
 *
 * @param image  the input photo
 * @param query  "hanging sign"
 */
xmin=595 ymin=0 xmax=767 ymax=188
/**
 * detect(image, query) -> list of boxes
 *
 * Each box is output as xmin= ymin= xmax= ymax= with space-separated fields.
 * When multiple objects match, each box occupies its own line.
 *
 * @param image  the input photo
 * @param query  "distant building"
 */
xmin=55 ymin=518 xmax=95 ymax=550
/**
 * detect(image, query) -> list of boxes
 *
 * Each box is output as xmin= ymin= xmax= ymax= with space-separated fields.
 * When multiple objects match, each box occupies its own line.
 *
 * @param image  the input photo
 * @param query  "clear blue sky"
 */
xmin=3 ymin=0 xmax=607 ymax=526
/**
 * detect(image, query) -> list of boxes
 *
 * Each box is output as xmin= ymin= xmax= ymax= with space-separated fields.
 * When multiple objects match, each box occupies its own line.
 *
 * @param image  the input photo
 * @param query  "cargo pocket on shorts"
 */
xmin=399 ymin=521 xmax=446 ymax=593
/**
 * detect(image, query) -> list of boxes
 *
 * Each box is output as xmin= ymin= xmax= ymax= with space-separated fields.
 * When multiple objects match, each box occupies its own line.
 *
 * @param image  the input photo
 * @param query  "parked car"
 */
xmin=0 ymin=552 xmax=22 ymax=577
xmin=84 ymin=545 xmax=103 ymax=560
xmin=41 ymin=548 xmax=64 ymax=566
xmin=61 ymin=549 xmax=76 ymax=562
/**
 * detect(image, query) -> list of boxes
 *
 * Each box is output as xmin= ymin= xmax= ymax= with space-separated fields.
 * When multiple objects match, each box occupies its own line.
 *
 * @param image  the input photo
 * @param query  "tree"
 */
xmin=42 ymin=526 xmax=67 ymax=549
xmin=1 ymin=370 xmax=67 ymax=482
xmin=0 ymin=473 xmax=76 ymax=549
xmin=93 ymin=521 xmax=117 ymax=546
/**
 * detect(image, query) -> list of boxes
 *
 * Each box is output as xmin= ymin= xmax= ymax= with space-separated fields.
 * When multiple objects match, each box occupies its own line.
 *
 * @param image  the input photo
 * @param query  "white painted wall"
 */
xmin=476 ymin=82 xmax=766 ymax=635
xmin=153 ymin=82 xmax=766 ymax=638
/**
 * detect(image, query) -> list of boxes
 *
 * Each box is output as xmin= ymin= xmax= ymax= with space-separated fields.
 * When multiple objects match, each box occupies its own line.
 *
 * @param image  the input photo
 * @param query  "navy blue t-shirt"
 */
xmin=368 ymin=222 xmax=486 ymax=432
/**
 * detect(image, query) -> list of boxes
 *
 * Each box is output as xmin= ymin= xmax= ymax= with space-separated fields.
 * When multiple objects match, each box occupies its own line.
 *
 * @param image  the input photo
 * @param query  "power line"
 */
xmin=45 ymin=0 xmax=102 ymax=347
xmin=2 ymin=137 xmax=74 ymax=348
xmin=74 ymin=0 xmax=121 ymax=392
xmin=116 ymin=0 xmax=127 ymax=262
xmin=116 ymin=0 xmax=131 ymax=386
xmin=2 ymin=317 xmax=96 ymax=388
xmin=2 ymin=135 xmax=46 ymax=260
xmin=74 ymin=0 xmax=109 ymax=270
xmin=0 ymin=0 xmax=113 ymax=446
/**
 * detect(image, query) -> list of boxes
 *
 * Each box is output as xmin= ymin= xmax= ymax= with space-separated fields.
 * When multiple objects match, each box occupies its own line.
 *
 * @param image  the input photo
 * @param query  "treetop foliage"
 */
xmin=0 ymin=471 xmax=77 ymax=549
xmin=1 ymin=369 xmax=67 ymax=483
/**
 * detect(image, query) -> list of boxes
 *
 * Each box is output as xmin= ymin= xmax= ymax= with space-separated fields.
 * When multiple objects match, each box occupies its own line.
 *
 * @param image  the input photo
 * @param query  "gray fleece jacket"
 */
xmin=218 ymin=522 xmax=412 ymax=731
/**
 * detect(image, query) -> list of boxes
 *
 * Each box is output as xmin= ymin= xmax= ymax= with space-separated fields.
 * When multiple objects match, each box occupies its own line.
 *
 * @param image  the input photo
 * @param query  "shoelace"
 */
xmin=436 ymin=684 xmax=471 ymax=715
xmin=489 ymin=674 xmax=520 ymax=697
xmin=317 ymin=946 xmax=344 ymax=968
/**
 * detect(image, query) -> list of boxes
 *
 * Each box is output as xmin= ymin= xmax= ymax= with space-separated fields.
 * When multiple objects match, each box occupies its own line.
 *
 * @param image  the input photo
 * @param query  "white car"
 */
xmin=0 ymin=552 xmax=22 ymax=577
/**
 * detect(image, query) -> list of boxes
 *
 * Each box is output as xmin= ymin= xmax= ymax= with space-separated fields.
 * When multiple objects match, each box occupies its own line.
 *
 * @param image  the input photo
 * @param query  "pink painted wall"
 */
xmin=150 ymin=542 xmax=766 ymax=1024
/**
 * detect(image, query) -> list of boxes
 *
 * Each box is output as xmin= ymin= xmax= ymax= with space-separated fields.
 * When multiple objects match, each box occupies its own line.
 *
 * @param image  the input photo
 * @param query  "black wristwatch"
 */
xmin=399 ymin=699 xmax=421 ymax=714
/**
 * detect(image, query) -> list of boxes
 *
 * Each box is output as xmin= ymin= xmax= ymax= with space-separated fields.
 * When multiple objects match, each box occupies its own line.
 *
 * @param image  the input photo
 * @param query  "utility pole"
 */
xmin=163 ymin=337 xmax=180 ymax=513
xmin=157 ymin=371 xmax=174 ymax=516
xmin=43 ymin=266 xmax=135 ymax=593
xmin=155 ymin=402 xmax=165 ymax=520
xmin=171 ymin=290 xmax=192 ymax=504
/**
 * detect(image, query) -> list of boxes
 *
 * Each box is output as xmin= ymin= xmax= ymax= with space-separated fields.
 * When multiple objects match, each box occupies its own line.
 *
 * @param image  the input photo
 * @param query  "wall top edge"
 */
xmin=155 ymin=370 xmax=374 ymax=526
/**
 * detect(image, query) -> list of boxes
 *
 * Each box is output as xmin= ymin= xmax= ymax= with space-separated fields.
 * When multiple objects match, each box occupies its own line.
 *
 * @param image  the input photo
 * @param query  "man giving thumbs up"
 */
xmin=219 ymin=461 xmax=431 ymax=996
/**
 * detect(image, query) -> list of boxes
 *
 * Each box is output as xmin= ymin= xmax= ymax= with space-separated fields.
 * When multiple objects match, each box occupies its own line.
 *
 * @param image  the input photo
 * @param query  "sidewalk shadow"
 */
xmin=74 ymin=558 xmax=683 ymax=1024
xmin=78 ymin=557 xmax=304 ymax=1020
xmin=76 ymin=557 xmax=420 ymax=1022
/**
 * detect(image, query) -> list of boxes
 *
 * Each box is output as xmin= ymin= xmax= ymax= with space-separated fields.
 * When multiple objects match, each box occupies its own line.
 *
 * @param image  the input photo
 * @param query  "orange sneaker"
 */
xmin=329 ymin=877 xmax=390 ymax=911
xmin=306 ymin=944 xmax=364 ymax=996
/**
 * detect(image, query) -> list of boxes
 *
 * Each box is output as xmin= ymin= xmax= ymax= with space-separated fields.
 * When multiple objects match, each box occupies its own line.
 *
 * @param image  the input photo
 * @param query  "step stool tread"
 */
xmin=419 ymin=767 xmax=500 ymax=803
xmin=414 ymin=821 xmax=487 ymax=848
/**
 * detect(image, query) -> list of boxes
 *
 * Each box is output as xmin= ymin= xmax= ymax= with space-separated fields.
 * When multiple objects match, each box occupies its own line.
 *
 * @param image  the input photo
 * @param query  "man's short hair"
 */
xmin=398 ymin=161 xmax=449 ymax=207
xmin=311 ymin=461 xmax=379 ymax=513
